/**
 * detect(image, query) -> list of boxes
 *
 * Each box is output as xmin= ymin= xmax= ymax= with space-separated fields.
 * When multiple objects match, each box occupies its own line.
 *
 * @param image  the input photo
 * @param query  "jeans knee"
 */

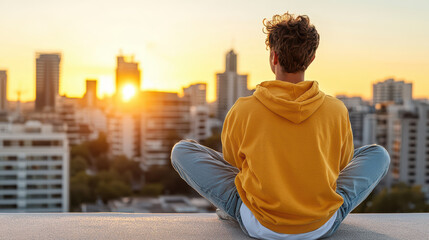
xmin=170 ymin=140 xmax=197 ymax=166
xmin=368 ymin=144 xmax=391 ymax=172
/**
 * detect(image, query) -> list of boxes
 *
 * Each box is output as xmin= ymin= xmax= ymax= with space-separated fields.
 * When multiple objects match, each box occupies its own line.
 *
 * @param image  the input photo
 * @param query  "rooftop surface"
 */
xmin=0 ymin=213 xmax=428 ymax=239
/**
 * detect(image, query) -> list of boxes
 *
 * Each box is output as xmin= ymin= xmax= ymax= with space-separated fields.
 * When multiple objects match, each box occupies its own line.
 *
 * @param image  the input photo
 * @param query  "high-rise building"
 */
xmin=183 ymin=83 xmax=207 ymax=106
xmin=140 ymin=91 xmax=190 ymax=168
xmin=35 ymin=53 xmax=61 ymax=112
xmin=0 ymin=121 xmax=69 ymax=212
xmin=0 ymin=70 xmax=7 ymax=112
xmin=373 ymin=78 xmax=412 ymax=105
xmin=116 ymin=55 xmax=141 ymax=95
xmin=83 ymin=79 xmax=97 ymax=108
xmin=216 ymin=50 xmax=249 ymax=121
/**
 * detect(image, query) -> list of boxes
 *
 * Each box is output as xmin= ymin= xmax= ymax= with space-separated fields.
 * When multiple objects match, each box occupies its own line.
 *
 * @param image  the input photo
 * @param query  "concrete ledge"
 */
xmin=0 ymin=213 xmax=428 ymax=239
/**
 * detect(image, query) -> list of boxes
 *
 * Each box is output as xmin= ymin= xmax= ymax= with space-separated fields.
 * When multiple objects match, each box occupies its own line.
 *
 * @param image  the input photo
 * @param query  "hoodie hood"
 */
xmin=253 ymin=80 xmax=325 ymax=124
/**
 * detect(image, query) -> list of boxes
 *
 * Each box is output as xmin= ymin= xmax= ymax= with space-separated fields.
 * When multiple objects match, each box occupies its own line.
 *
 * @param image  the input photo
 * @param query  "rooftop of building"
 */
xmin=0 ymin=213 xmax=427 ymax=239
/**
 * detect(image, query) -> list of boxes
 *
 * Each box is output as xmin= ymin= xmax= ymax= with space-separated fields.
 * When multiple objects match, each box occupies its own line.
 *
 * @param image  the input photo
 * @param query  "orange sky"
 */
xmin=1 ymin=0 xmax=428 ymax=102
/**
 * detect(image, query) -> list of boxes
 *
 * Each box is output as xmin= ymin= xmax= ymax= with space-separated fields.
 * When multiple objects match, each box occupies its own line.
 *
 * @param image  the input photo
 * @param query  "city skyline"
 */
xmin=1 ymin=0 xmax=428 ymax=102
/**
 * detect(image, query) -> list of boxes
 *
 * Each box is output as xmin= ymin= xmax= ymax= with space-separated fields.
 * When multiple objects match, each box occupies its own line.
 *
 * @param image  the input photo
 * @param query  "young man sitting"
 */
xmin=171 ymin=12 xmax=390 ymax=239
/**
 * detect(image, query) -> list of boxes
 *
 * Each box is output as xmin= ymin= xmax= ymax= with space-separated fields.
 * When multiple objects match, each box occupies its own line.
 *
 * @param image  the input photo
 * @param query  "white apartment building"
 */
xmin=0 ymin=121 xmax=69 ymax=212
xmin=363 ymin=102 xmax=429 ymax=196
xmin=373 ymin=78 xmax=412 ymax=105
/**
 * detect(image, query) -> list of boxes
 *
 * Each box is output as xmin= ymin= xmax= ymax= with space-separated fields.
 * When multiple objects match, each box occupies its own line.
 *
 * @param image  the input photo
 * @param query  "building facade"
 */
xmin=363 ymin=102 xmax=429 ymax=197
xmin=107 ymin=112 xmax=140 ymax=160
xmin=35 ymin=53 xmax=61 ymax=112
xmin=0 ymin=121 xmax=69 ymax=212
xmin=140 ymin=91 xmax=190 ymax=168
xmin=183 ymin=83 xmax=207 ymax=107
xmin=373 ymin=78 xmax=412 ymax=105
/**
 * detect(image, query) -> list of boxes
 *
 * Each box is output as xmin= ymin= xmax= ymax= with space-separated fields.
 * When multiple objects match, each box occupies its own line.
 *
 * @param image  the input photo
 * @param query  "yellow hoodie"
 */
xmin=221 ymin=80 xmax=354 ymax=234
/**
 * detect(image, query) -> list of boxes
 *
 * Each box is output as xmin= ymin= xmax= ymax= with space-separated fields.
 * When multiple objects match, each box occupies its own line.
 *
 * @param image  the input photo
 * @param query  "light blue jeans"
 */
xmin=170 ymin=140 xmax=390 ymax=239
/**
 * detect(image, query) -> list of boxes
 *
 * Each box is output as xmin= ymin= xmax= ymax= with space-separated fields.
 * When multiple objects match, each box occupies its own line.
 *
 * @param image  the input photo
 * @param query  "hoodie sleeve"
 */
xmin=221 ymin=102 xmax=243 ymax=170
xmin=340 ymin=114 xmax=354 ymax=171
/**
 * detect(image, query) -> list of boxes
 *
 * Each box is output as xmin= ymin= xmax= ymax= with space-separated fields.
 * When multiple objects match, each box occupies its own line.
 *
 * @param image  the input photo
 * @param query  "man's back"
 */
xmin=221 ymin=80 xmax=354 ymax=234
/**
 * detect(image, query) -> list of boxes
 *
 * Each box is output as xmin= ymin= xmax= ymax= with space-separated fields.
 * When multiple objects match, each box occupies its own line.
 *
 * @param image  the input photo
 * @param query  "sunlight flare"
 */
xmin=121 ymin=84 xmax=137 ymax=102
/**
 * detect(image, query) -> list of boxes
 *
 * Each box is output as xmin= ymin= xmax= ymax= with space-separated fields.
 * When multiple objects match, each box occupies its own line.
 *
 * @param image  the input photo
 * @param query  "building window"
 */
xmin=51 ymin=156 xmax=63 ymax=161
xmin=0 ymin=175 xmax=17 ymax=180
xmin=0 ymin=185 xmax=17 ymax=190
xmin=0 ymin=195 xmax=17 ymax=200
xmin=27 ymin=204 xmax=49 ymax=209
xmin=6 ymin=156 xmax=17 ymax=161
xmin=52 ymin=194 xmax=62 ymax=199
xmin=0 ymin=204 xmax=17 ymax=209
xmin=32 ymin=140 xmax=62 ymax=147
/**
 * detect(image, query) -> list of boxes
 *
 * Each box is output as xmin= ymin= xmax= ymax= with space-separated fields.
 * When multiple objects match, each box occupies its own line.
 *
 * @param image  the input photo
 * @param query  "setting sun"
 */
xmin=121 ymin=84 xmax=137 ymax=102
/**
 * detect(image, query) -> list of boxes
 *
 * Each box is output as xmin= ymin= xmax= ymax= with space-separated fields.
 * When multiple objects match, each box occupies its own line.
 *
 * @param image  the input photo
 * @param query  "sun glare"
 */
xmin=121 ymin=84 xmax=137 ymax=102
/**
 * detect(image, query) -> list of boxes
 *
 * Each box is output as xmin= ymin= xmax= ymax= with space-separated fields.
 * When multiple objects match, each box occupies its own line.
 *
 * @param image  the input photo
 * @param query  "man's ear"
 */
xmin=272 ymin=51 xmax=279 ymax=65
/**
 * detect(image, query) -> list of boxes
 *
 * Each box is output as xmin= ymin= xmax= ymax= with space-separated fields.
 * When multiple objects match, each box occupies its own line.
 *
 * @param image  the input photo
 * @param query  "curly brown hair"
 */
xmin=263 ymin=12 xmax=319 ymax=73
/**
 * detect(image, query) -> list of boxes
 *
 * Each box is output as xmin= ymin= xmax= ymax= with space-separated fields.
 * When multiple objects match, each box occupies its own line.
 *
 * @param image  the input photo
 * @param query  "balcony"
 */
xmin=0 ymin=213 xmax=427 ymax=239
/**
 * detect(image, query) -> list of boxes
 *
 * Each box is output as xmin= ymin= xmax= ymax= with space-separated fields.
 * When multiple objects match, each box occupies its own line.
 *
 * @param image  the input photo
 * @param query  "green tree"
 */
xmin=94 ymin=155 xmax=110 ymax=171
xmin=70 ymin=143 xmax=91 ymax=163
xmin=70 ymin=156 xmax=88 ymax=177
xmin=69 ymin=171 xmax=95 ymax=211
xmin=140 ymin=183 xmax=164 ymax=196
xmin=365 ymin=183 xmax=429 ymax=213
xmin=87 ymin=132 xmax=109 ymax=157
xmin=110 ymin=155 xmax=143 ymax=184
xmin=94 ymin=171 xmax=132 ymax=203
